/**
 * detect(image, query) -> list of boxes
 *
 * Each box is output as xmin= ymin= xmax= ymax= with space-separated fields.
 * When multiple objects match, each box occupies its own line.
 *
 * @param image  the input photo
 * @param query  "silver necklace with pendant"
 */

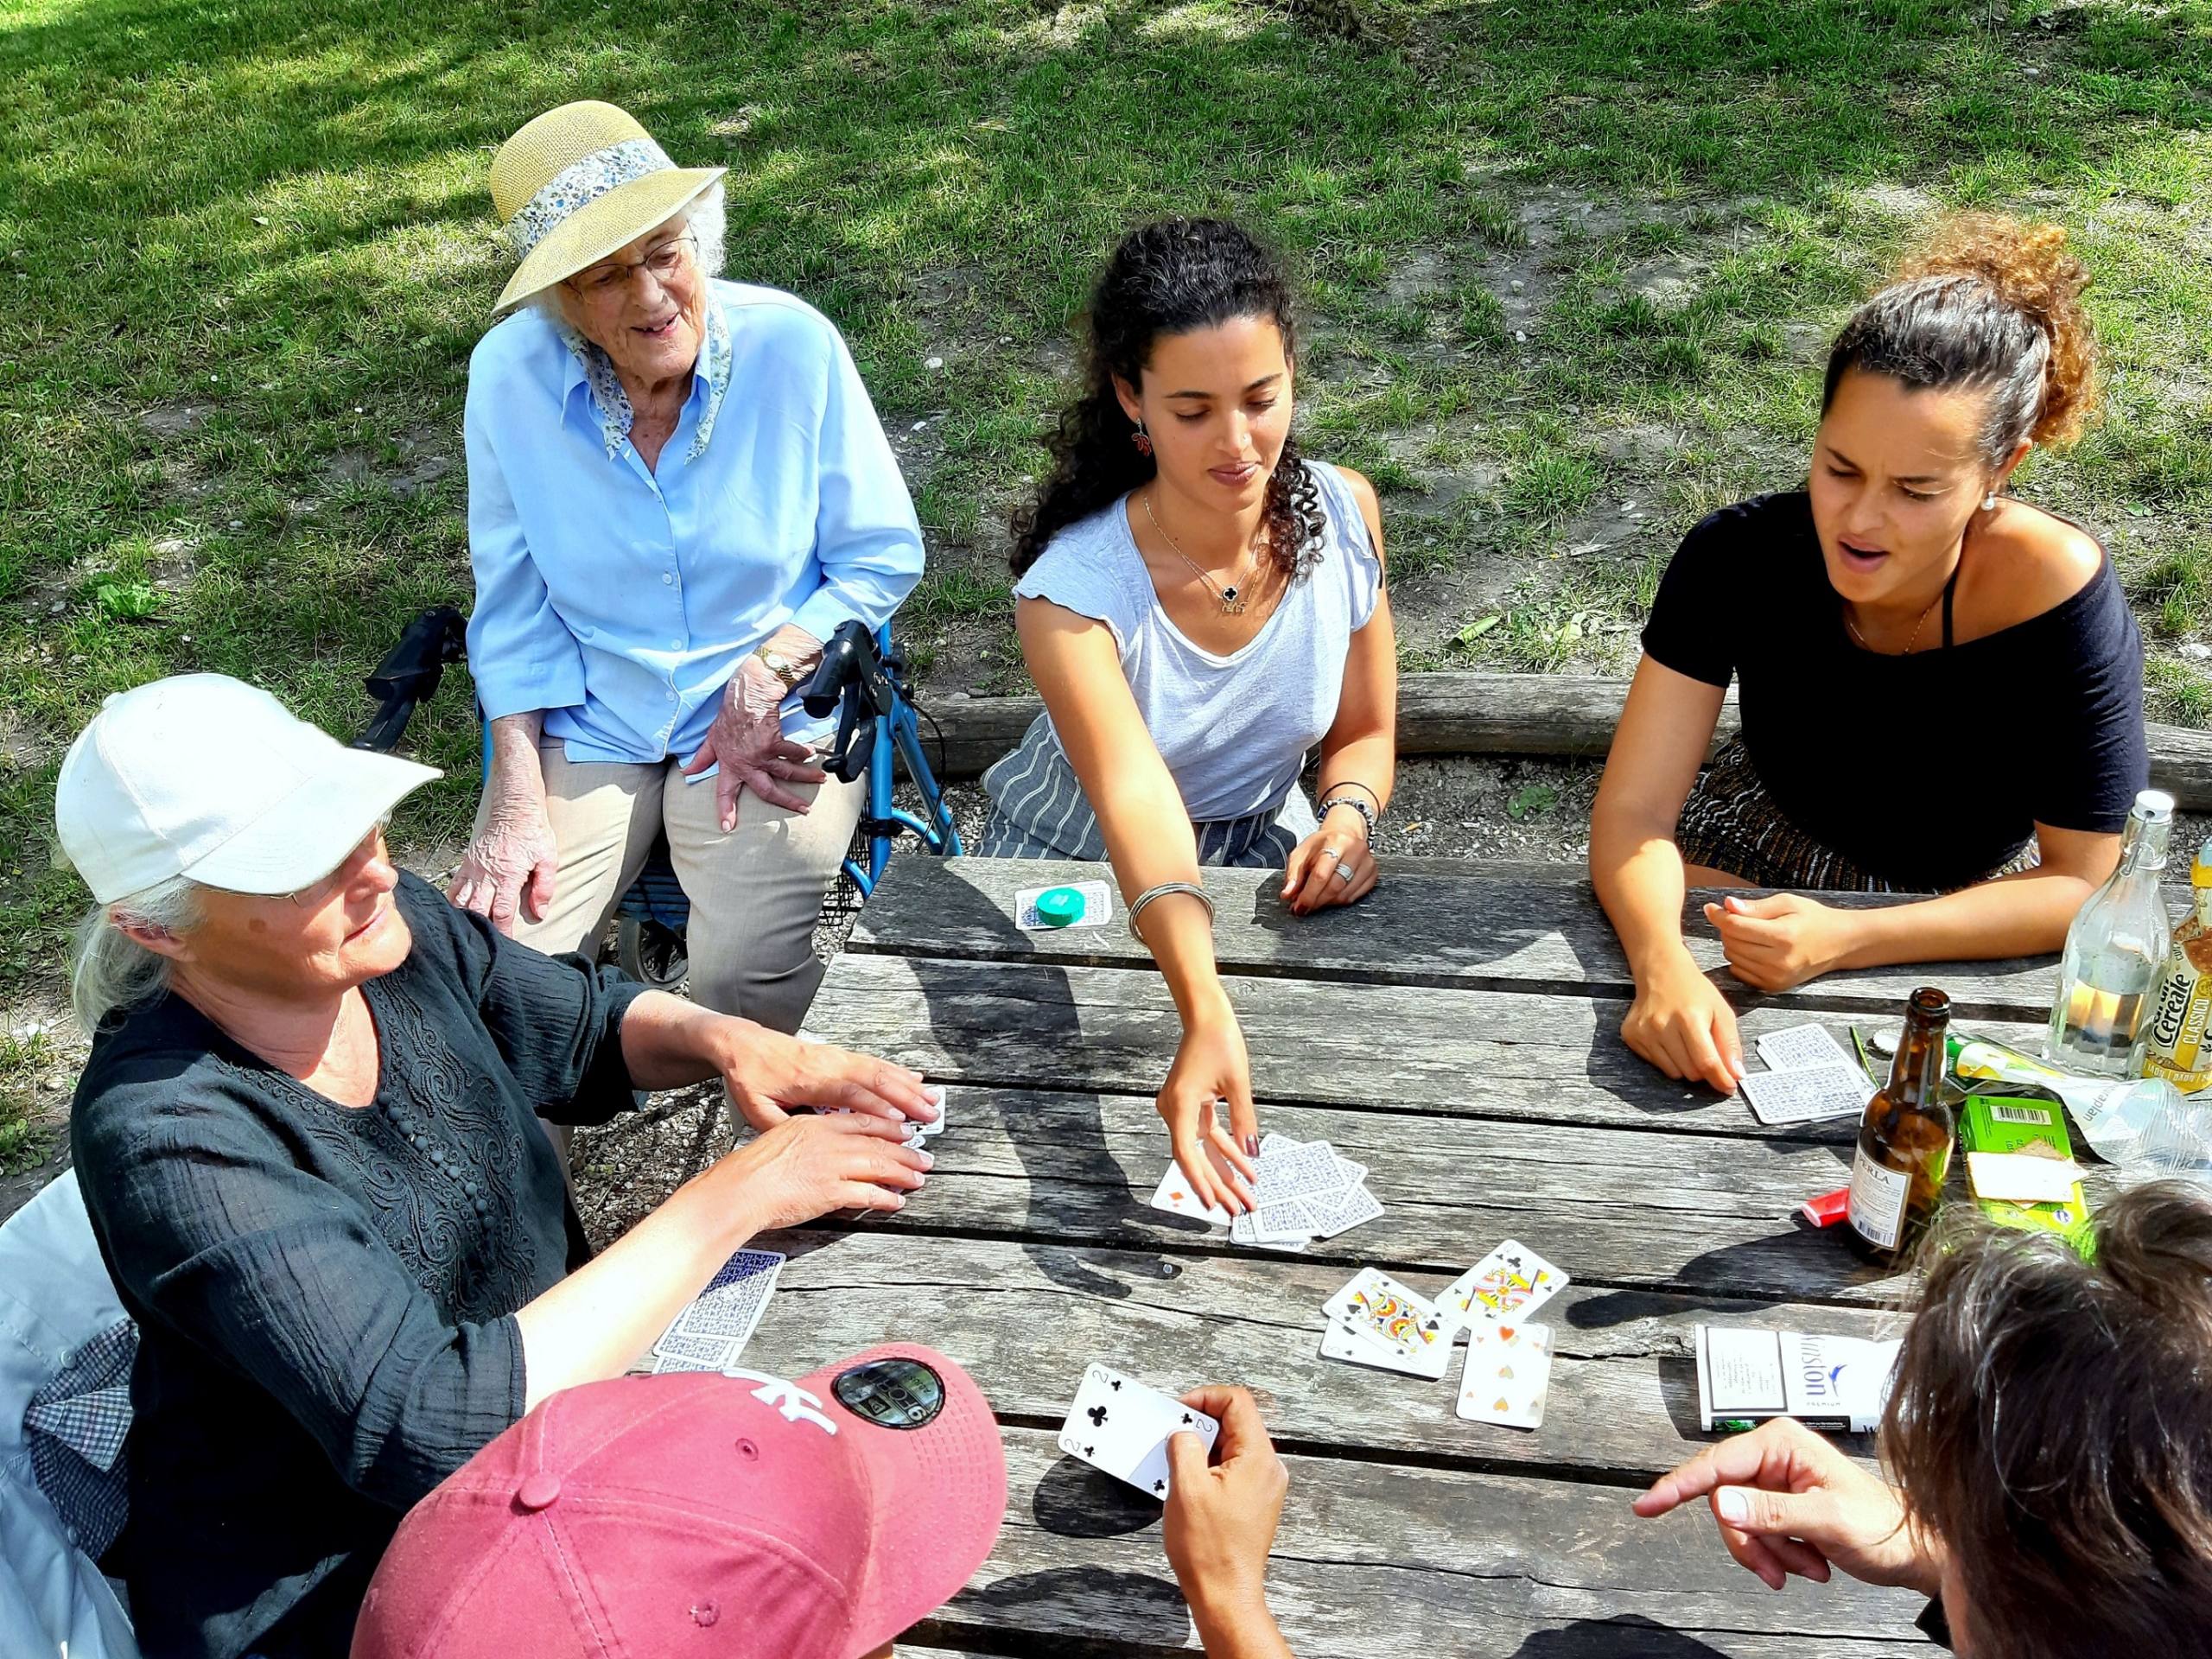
xmin=1144 ymin=488 xmax=1255 ymax=615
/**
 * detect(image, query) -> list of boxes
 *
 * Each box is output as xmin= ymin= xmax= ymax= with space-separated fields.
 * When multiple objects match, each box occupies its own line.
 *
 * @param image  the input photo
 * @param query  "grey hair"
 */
xmin=71 ymin=877 xmax=204 ymax=1032
xmin=529 ymin=179 xmax=728 ymax=324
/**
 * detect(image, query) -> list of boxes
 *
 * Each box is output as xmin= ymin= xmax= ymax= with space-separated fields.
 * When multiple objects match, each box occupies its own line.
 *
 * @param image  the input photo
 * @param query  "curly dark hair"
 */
xmin=1010 ymin=218 xmax=1325 ymax=580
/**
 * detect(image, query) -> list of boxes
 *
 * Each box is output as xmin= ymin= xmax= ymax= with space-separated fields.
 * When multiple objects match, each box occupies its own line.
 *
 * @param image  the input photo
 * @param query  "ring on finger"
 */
xmin=1332 ymin=862 xmax=1355 ymax=883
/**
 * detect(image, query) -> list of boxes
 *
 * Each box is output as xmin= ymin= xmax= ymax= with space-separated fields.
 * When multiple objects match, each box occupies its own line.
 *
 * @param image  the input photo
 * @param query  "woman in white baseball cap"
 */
xmin=54 ymin=674 xmax=943 ymax=1659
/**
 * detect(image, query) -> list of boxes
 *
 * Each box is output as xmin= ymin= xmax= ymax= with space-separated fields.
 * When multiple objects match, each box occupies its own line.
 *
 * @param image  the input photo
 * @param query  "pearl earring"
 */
xmin=1982 ymin=491 xmax=1999 ymax=512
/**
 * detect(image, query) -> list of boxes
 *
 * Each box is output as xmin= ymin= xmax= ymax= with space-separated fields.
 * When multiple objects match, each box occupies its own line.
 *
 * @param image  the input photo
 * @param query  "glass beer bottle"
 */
xmin=1847 ymin=987 xmax=1955 ymax=1267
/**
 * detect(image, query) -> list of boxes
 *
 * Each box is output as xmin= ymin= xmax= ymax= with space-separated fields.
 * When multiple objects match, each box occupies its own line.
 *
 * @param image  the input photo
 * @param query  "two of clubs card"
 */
xmin=1738 ymin=1022 xmax=1872 ymax=1128
xmin=1056 ymin=1363 xmax=1220 ymax=1499
xmin=650 ymin=1248 xmax=785 ymax=1375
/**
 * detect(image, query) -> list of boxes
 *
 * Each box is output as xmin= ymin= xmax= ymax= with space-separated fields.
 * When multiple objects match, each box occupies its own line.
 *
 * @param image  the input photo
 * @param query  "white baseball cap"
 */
xmin=54 ymin=674 xmax=441 ymax=905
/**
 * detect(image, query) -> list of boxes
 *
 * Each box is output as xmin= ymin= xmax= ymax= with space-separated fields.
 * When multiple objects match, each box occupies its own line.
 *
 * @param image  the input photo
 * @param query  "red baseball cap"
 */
xmin=352 ymin=1345 xmax=1005 ymax=1659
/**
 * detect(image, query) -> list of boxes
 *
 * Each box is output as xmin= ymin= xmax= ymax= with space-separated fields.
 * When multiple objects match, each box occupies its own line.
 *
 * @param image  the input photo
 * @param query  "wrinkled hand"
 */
xmin=682 ymin=657 xmax=827 ymax=831
xmin=1705 ymin=893 xmax=1856 ymax=993
xmin=1621 ymin=945 xmax=1744 ymax=1094
xmin=1165 ymin=1387 xmax=1289 ymax=1622
xmin=714 ymin=1111 xmax=931 ymax=1230
xmin=1632 ymin=1417 xmax=1941 ymax=1596
xmin=1158 ymin=1007 xmax=1260 ymax=1216
xmin=1281 ymin=806 xmax=1378 ymax=915
xmin=721 ymin=1027 xmax=938 ymax=1134
xmin=448 ymin=793 xmax=559 ymax=935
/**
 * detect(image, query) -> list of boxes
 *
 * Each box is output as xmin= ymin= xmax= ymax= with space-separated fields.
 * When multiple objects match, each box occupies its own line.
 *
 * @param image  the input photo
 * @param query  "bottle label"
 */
xmin=2142 ymin=957 xmax=2212 ymax=1089
xmin=1847 ymin=1151 xmax=1910 ymax=1250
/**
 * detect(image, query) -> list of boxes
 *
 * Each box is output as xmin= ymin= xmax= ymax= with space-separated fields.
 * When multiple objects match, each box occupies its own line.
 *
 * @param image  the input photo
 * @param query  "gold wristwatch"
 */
xmin=753 ymin=647 xmax=809 ymax=690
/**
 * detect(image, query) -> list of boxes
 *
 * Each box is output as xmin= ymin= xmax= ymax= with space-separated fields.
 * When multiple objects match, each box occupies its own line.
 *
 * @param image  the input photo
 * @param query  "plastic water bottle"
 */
xmin=2048 ymin=790 xmax=2177 ymax=1077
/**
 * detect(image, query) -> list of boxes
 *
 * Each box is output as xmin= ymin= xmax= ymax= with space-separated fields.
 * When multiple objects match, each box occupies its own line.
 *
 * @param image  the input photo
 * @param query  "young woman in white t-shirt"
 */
xmin=981 ymin=219 xmax=1399 ymax=1215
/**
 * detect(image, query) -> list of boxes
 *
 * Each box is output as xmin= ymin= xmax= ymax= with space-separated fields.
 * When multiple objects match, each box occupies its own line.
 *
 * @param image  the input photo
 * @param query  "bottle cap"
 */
xmin=2133 ymin=789 xmax=2177 ymax=823
xmin=1033 ymin=887 xmax=1086 ymax=927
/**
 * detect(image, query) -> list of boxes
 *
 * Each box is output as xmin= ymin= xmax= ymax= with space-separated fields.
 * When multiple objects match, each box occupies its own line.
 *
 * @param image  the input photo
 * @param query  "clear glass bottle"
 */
xmin=2048 ymin=790 xmax=2177 ymax=1077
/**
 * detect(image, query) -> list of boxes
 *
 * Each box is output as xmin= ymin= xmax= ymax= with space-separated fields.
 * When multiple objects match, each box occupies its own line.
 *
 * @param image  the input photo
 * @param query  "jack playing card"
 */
xmin=1324 ymin=1268 xmax=1449 ymax=1360
xmin=1318 ymin=1317 xmax=1454 ymax=1379
xmin=1056 ymin=1363 xmax=1220 ymax=1498
xmin=1455 ymin=1321 xmax=1554 ymax=1428
xmin=1439 ymin=1240 xmax=1567 ymax=1331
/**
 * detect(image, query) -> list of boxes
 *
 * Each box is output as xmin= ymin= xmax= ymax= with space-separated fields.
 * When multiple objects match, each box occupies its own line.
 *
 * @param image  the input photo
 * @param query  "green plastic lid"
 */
xmin=1034 ymin=886 xmax=1085 ymax=927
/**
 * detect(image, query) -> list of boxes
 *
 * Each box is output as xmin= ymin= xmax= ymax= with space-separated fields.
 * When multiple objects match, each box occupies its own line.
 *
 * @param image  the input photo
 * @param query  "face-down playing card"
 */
xmin=1057 ymin=1363 xmax=1221 ymax=1498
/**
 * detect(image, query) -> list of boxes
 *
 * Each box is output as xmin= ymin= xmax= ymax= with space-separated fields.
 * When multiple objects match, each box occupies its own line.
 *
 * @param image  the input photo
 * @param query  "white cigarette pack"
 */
xmin=1694 ymin=1325 xmax=1902 ymax=1434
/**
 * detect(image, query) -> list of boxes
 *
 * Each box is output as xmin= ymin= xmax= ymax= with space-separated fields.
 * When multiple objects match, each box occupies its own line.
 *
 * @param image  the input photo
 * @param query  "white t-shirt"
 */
xmin=1011 ymin=460 xmax=1383 ymax=823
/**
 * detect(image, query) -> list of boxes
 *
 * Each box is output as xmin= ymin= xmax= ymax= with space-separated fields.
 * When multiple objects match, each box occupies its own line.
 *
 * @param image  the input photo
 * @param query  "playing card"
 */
xmin=1306 ymin=1179 xmax=1385 ymax=1241
xmin=1230 ymin=1211 xmax=1309 ymax=1251
xmin=1324 ymin=1268 xmax=1449 ymax=1359
xmin=1738 ymin=1062 xmax=1870 ymax=1127
xmin=1456 ymin=1321 xmax=1554 ymax=1428
xmin=1754 ymin=1023 xmax=1854 ymax=1073
xmin=1056 ymin=1363 xmax=1219 ymax=1498
xmin=1014 ymin=880 xmax=1113 ymax=931
xmin=1318 ymin=1317 xmax=1453 ymax=1379
xmin=651 ymin=1329 xmax=738 ymax=1370
xmin=667 ymin=1249 xmax=784 ymax=1345
xmin=1147 ymin=1145 xmax=1239 ymax=1228
xmin=1439 ymin=1240 xmax=1567 ymax=1331
xmin=1253 ymin=1138 xmax=1350 ymax=1205
xmin=917 ymin=1084 xmax=948 ymax=1138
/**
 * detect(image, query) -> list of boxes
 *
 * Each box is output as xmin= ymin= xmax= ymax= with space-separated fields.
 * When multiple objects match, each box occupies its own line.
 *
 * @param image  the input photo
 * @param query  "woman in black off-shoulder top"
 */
xmin=1589 ymin=215 xmax=2147 ymax=1094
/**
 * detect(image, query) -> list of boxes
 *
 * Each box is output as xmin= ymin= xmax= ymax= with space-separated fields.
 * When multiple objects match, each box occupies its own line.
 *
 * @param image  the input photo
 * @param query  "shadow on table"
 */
xmin=1509 ymin=1616 xmax=1733 ymax=1657
xmin=940 ymin=1564 xmax=1188 ymax=1649
xmin=890 ymin=882 xmax=1165 ymax=1301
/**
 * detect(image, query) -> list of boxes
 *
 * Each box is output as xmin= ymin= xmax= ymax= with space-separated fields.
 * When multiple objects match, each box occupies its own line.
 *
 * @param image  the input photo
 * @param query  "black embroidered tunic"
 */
xmin=70 ymin=873 xmax=645 ymax=1659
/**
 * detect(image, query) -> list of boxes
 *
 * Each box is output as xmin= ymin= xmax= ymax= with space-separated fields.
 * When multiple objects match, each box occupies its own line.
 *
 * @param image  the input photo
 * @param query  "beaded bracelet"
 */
xmin=1317 ymin=792 xmax=1378 ymax=842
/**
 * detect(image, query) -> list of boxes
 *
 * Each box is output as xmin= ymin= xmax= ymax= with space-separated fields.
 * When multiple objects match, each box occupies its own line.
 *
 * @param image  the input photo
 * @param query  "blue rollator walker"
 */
xmin=354 ymin=610 xmax=961 ymax=989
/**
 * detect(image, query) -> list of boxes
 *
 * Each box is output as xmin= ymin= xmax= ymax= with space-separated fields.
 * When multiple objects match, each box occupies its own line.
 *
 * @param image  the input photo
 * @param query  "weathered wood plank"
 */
xmin=805 ymin=952 xmax=2044 ymax=1149
xmin=739 ymin=1417 xmax=1934 ymax=1655
xmin=744 ymin=1083 xmax=1945 ymax=1306
xmin=741 ymin=1230 xmax=1902 ymax=1484
xmin=924 ymin=671 xmax=2212 ymax=810
xmin=849 ymin=857 xmax=2056 ymax=1021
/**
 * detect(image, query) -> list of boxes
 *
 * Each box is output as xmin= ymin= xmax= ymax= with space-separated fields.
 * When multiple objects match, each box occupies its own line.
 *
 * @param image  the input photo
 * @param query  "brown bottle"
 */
xmin=1847 ymin=987 xmax=1955 ymax=1268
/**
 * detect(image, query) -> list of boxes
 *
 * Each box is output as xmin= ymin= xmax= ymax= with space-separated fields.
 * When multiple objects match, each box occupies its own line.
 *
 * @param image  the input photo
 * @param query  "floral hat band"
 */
xmin=486 ymin=100 xmax=725 ymax=315
xmin=504 ymin=137 xmax=674 ymax=260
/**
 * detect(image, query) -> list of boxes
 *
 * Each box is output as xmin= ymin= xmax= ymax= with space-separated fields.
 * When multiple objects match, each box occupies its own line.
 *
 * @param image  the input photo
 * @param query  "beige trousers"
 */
xmin=499 ymin=736 xmax=865 ymax=1033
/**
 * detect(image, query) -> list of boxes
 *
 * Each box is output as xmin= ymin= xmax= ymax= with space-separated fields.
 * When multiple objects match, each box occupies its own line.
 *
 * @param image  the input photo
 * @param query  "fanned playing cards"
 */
xmin=1151 ymin=1132 xmax=1384 ymax=1248
xmin=650 ymin=1248 xmax=785 ymax=1373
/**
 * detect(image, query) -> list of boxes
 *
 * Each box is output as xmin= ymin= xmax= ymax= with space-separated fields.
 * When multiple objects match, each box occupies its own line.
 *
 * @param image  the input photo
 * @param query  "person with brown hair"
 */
xmin=1591 ymin=215 xmax=2148 ymax=1092
xmin=1634 ymin=1181 xmax=2212 ymax=1655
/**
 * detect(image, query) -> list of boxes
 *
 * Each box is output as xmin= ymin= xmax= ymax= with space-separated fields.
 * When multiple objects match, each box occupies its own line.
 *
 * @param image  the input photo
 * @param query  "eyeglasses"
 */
xmin=830 ymin=1356 xmax=946 ymax=1430
xmin=566 ymin=232 xmax=696 ymax=303
xmin=284 ymin=820 xmax=391 ymax=908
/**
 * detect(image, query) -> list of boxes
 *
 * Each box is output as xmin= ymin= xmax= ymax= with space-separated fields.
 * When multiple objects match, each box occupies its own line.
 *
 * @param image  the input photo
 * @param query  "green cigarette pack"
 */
xmin=1958 ymin=1087 xmax=2094 ymax=1253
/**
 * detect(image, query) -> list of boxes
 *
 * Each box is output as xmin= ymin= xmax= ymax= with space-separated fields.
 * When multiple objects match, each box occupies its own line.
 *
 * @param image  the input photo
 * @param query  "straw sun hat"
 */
xmin=488 ymin=100 xmax=724 ymax=315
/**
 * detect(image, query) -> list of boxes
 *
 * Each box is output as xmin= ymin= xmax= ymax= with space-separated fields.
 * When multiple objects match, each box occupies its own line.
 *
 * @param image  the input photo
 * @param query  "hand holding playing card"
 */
xmin=720 ymin=1025 xmax=938 ymax=1133
xmin=1632 ymin=1416 xmax=1939 ymax=1597
xmin=1163 ymin=1387 xmax=1292 ymax=1642
xmin=1157 ymin=1009 xmax=1260 ymax=1216
xmin=713 ymin=1111 xmax=931 ymax=1232
xmin=1703 ymin=893 xmax=1859 ymax=994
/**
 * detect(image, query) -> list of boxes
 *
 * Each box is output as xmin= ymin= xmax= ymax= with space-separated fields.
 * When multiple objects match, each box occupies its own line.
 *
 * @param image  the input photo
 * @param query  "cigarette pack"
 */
xmin=1694 ymin=1325 xmax=1900 ymax=1435
xmin=1958 ymin=1088 xmax=2094 ymax=1252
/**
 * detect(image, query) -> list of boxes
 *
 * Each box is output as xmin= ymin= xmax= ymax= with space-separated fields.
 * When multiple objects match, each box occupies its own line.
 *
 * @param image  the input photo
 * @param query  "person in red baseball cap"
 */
xmin=354 ymin=1352 xmax=1302 ymax=1659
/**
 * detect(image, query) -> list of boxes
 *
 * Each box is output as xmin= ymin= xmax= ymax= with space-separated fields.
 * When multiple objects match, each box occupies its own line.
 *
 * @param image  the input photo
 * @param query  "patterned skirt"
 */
xmin=1676 ymin=735 xmax=2038 ymax=894
xmin=978 ymin=713 xmax=1314 ymax=867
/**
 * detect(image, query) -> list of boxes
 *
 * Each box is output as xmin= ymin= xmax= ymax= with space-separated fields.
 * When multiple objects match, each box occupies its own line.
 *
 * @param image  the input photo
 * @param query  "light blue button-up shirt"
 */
xmin=462 ymin=279 xmax=925 ymax=763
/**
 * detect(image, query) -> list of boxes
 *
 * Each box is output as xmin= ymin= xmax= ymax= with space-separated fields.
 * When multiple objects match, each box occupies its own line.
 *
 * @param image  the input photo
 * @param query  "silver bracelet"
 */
xmin=1126 ymin=881 xmax=1215 ymax=941
xmin=1317 ymin=793 xmax=1377 ymax=841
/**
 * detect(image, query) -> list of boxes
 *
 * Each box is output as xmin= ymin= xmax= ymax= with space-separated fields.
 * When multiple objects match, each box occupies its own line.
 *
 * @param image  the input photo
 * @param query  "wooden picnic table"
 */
xmin=740 ymin=855 xmax=2062 ymax=1657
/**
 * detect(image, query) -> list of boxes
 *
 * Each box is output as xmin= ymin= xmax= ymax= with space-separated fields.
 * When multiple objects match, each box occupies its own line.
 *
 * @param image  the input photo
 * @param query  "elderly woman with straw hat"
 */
xmin=448 ymin=100 xmax=925 ymax=1031
xmin=56 ymin=674 xmax=940 ymax=1659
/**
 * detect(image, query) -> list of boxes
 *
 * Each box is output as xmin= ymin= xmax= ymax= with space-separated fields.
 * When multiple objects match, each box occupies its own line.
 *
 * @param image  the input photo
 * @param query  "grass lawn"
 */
xmin=3 ymin=0 xmax=2209 ymax=1161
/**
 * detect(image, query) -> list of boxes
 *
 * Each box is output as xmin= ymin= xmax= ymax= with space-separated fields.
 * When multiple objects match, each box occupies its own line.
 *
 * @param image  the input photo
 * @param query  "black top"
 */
xmin=1640 ymin=491 xmax=2148 ymax=891
xmin=70 ymin=874 xmax=646 ymax=1659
